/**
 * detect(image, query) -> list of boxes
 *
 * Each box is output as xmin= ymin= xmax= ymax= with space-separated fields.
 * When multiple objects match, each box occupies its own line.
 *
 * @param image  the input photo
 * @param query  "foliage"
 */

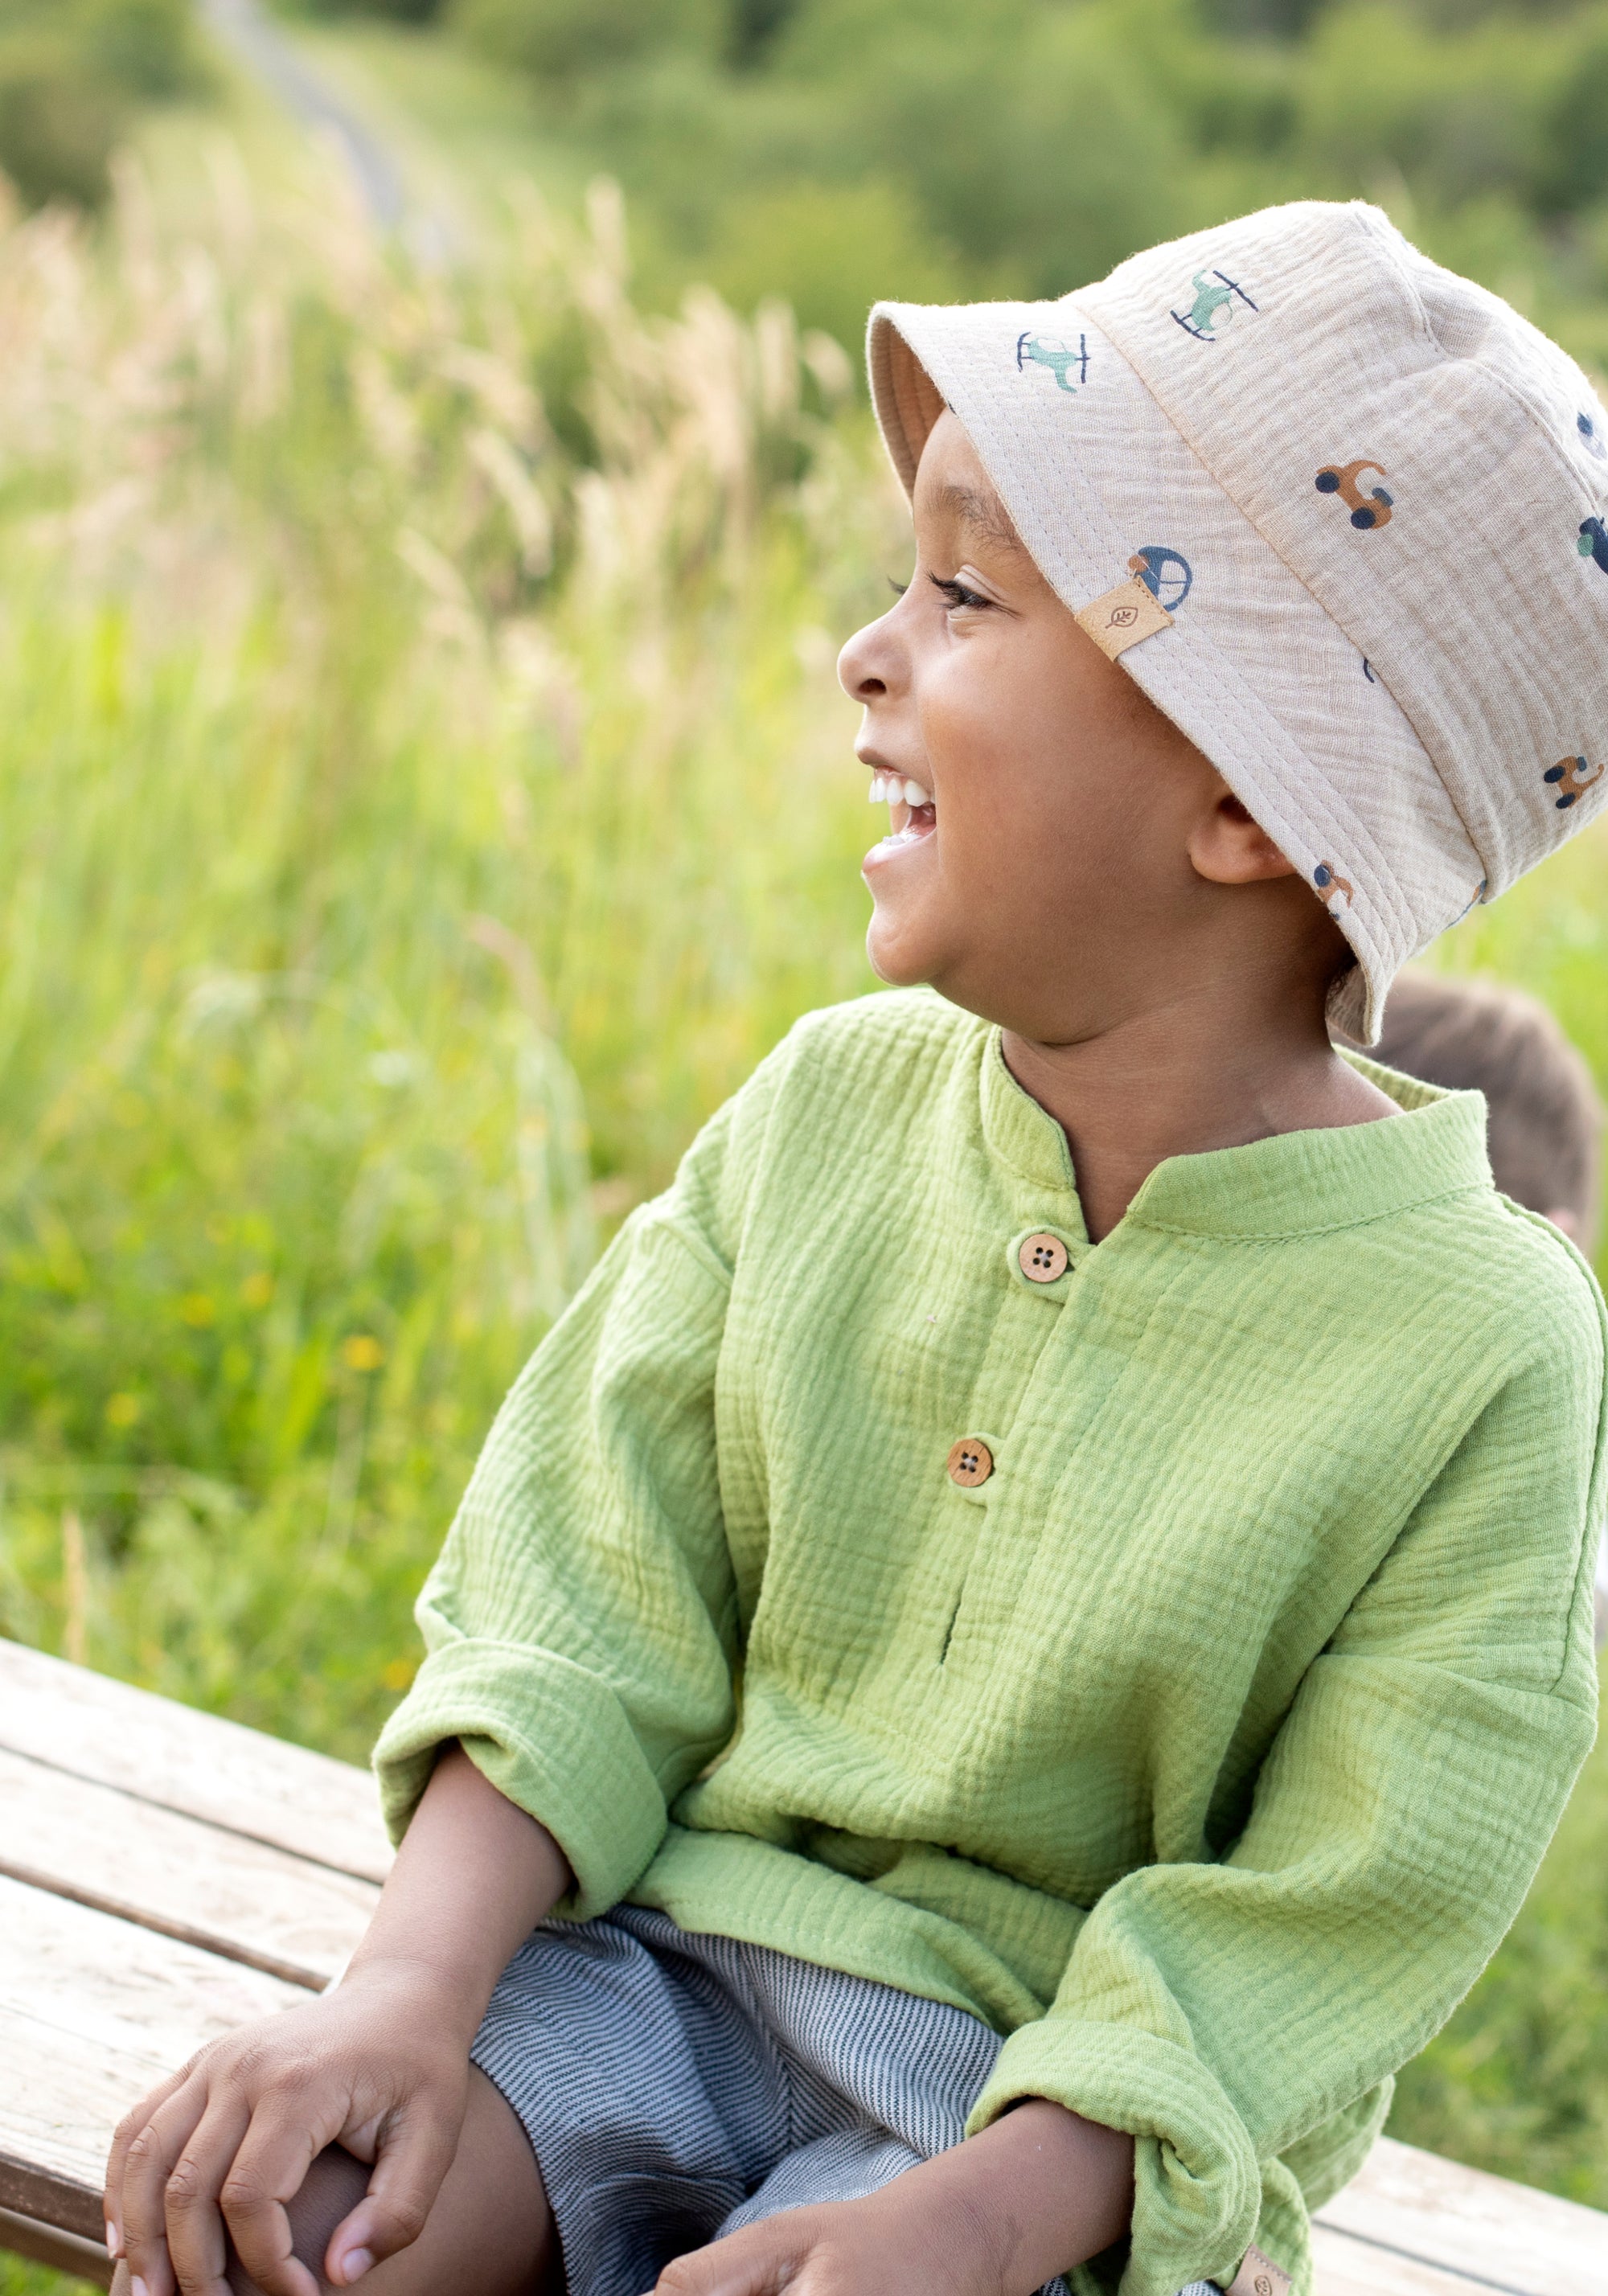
xmin=453 ymin=0 xmax=724 ymax=81
xmin=0 ymin=156 xmax=887 ymax=1753
xmin=320 ymin=0 xmax=1608 ymax=365
xmin=0 ymin=2264 xmax=88 ymax=2296
xmin=0 ymin=0 xmax=206 ymax=210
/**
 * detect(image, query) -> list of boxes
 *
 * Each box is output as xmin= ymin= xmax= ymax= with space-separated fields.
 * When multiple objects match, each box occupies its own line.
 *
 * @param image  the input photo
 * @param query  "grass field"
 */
xmin=0 ymin=64 xmax=1606 ymax=2296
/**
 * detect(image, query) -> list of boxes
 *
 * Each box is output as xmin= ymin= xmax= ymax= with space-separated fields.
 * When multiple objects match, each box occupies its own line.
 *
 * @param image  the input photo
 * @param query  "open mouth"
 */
xmin=864 ymin=772 xmax=937 ymax=860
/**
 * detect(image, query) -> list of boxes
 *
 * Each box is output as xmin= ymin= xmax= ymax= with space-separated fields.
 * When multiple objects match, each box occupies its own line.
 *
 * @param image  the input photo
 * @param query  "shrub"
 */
xmin=0 ymin=0 xmax=206 ymax=210
xmin=447 ymin=0 xmax=723 ymax=80
xmin=0 ymin=44 xmax=124 ymax=209
xmin=701 ymin=177 xmax=963 ymax=348
xmin=80 ymin=0 xmax=203 ymax=100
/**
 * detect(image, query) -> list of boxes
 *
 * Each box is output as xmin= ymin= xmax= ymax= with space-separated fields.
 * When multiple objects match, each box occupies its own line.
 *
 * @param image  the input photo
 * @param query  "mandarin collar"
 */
xmin=979 ymin=1027 xmax=1492 ymax=1240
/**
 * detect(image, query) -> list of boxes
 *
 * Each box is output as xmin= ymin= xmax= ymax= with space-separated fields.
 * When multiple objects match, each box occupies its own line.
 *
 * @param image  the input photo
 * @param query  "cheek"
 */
xmin=918 ymin=644 xmax=1023 ymax=773
xmin=921 ymin=644 xmax=1128 ymax=884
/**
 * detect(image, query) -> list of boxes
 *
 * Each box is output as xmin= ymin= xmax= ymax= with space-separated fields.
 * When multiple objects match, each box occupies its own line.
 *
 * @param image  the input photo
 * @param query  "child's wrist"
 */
xmin=877 ymin=2098 xmax=1134 ymax=2293
xmin=336 ymin=1946 xmax=494 ymax=2042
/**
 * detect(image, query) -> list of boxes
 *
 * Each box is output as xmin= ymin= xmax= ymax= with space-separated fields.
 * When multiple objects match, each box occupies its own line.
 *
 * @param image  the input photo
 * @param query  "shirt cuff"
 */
xmin=966 ymin=2017 xmax=1265 ymax=2296
xmin=371 ymin=1636 xmax=669 ymax=1920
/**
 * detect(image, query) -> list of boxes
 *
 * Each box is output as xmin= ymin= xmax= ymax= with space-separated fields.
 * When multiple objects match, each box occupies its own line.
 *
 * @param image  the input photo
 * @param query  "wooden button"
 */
xmin=1019 ymin=1232 xmax=1069 ymax=1283
xmin=947 ymin=1437 xmax=994 ymax=1488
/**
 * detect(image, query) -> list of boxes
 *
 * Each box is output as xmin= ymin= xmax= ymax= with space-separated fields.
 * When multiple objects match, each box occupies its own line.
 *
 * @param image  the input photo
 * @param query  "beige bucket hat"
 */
xmin=868 ymin=200 xmax=1608 ymax=1040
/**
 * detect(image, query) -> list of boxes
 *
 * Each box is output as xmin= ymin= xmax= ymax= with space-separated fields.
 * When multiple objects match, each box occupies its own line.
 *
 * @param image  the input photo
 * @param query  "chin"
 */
xmin=864 ymin=918 xmax=939 ymax=990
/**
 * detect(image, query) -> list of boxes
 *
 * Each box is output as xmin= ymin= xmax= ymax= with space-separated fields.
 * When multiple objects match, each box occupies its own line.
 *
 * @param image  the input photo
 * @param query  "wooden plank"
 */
xmin=0 ymin=1875 xmax=306 ymax=2232
xmin=1315 ymin=2137 xmax=1606 ymax=2296
xmin=0 ymin=1638 xmax=392 ymax=1882
xmin=0 ymin=1745 xmax=380 ymax=1991
xmin=0 ymin=2201 xmax=114 ymax=2287
xmin=1315 ymin=2217 xmax=1481 ymax=2296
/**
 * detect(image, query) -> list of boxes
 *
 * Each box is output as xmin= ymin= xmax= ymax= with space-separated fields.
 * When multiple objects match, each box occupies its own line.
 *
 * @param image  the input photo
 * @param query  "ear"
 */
xmin=1188 ymin=781 xmax=1297 ymax=887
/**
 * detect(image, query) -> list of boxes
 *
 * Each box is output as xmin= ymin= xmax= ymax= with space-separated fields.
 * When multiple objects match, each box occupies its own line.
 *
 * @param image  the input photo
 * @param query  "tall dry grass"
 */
xmin=0 ymin=141 xmax=899 ymax=1747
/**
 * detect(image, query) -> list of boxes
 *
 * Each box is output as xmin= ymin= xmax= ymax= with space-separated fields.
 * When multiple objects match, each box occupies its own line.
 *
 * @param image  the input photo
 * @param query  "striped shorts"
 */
xmin=470 ymin=1903 xmax=1218 ymax=2296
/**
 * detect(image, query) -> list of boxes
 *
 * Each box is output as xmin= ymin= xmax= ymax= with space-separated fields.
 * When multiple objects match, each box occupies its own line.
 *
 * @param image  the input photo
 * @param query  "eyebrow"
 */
xmin=937 ymin=480 xmax=1025 ymax=552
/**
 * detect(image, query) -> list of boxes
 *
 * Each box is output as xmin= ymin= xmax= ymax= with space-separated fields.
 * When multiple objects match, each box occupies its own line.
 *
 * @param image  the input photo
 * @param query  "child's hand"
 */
xmin=105 ymin=1959 xmax=472 ymax=2296
xmin=654 ymin=2099 xmax=1135 ymax=2296
xmin=104 ymin=1744 xmax=572 ymax=2296
xmin=653 ymin=2182 xmax=1008 ymax=2296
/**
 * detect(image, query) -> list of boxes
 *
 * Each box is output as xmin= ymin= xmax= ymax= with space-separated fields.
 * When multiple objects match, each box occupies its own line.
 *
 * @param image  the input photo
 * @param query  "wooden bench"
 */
xmin=1 ymin=1636 xmax=1602 ymax=2294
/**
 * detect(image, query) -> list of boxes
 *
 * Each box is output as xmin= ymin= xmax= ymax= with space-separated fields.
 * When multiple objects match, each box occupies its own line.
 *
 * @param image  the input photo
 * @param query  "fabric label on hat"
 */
xmin=1076 ymin=576 xmax=1175 ymax=659
xmin=1224 ymin=2245 xmax=1292 ymax=2296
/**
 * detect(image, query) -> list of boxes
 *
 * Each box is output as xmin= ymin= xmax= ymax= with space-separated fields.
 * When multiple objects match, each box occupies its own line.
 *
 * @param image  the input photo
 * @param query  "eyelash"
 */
xmin=887 ymin=573 xmax=993 ymax=610
xmin=929 ymin=572 xmax=991 ymax=610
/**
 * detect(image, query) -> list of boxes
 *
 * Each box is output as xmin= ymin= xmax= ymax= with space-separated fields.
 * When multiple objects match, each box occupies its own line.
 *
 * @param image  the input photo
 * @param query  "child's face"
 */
xmin=839 ymin=411 xmax=1300 ymax=1041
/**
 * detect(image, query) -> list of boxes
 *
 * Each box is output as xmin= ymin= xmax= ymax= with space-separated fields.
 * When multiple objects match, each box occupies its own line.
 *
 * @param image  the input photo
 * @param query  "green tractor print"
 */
xmin=1170 ymin=269 xmax=1259 ymax=342
xmin=1015 ymin=332 xmax=1089 ymax=393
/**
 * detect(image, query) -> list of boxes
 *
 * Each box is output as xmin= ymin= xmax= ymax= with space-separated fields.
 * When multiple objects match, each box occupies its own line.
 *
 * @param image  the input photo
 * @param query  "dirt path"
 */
xmin=199 ymin=0 xmax=408 ymax=229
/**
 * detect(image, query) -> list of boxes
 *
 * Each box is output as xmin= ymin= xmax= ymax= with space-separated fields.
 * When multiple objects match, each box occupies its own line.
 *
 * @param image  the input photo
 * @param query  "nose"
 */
xmin=837 ymin=604 xmax=901 ymax=704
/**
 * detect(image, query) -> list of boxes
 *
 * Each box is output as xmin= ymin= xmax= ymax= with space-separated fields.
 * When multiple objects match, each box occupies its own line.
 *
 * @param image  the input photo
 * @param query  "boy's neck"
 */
xmin=1001 ymin=975 xmax=1400 ymax=1244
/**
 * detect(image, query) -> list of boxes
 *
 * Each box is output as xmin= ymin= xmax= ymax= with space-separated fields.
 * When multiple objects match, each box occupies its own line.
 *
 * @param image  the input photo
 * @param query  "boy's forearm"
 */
xmin=884 ymin=2097 xmax=1134 ymax=2291
xmin=343 ymin=1740 xmax=573 ymax=2037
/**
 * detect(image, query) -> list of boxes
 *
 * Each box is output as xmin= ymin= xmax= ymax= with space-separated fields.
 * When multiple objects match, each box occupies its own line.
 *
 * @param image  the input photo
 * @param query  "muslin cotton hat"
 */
xmin=868 ymin=200 xmax=1608 ymax=1041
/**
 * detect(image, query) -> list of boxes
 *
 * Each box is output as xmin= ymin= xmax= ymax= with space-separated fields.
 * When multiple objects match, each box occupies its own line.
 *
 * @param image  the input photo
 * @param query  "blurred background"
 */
xmin=0 ymin=6 xmax=1604 ymax=2286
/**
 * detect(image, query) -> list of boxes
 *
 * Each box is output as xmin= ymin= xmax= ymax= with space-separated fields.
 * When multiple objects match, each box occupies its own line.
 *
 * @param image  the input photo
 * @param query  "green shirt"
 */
xmin=375 ymin=991 xmax=1603 ymax=2296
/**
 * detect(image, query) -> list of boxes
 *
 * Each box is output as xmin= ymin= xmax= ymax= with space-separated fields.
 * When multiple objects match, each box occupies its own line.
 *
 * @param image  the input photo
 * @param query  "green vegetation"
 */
xmin=0 ymin=159 xmax=884 ymax=1757
xmin=0 ymin=2265 xmax=79 ymax=2296
xmin=2 ymin=9 xmax=1608 ymax=2294
xmin=0 ymin=0 xmax=207 ymax=209
xmin=1394 ymin=1724 xmax=1608 ymax=2204
xmin=287 ymin=0 xmax=1608 ymax=364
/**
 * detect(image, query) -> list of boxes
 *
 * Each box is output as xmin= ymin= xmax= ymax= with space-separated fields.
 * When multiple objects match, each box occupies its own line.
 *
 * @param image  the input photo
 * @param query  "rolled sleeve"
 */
xmin=375 ymin=1639 xmax=675 ymax=1919
xmin=374 ymin=1098 xmax=753 ymax=1910
xmin=971 ymin=2021 xmax=1261 ymax=2296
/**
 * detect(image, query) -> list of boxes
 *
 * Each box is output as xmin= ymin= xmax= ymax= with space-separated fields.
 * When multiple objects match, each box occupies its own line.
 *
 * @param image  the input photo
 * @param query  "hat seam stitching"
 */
xmin=1365 ymin=207 xmax=1603 ymax=518
xmin=1335 ymin=219 xmax=1606 ymax=880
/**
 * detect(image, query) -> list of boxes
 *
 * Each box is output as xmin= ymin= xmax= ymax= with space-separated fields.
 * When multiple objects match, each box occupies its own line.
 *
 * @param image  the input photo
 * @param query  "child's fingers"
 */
xmin=322 ymin=2096 xmax=462 ymax=2282
xmin=159 ymin=2090 xmax=256 ymax=2296
xmin=117 ymin=2076 xmax=215 ymax=2296
xmin=215 ymin=2113 xmax=330 ymax=2296
xmin=105 ymin=2064 xmax=193 ymax=2258
xmin=655 ymin=2216 xmax=816 ymax=2296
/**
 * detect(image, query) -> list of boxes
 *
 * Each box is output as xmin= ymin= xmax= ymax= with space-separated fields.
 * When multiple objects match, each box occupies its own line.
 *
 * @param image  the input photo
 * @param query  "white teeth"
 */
xmin=868 ymin=773 xmax=887 ymax=802
xmin=903 ymin=780 xmax=932 ymax=808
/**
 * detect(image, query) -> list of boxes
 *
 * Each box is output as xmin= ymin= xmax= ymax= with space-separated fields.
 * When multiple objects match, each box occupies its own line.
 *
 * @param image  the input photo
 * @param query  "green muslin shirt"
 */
xmin=375 ymin=990 xmax=1604 ymax=2296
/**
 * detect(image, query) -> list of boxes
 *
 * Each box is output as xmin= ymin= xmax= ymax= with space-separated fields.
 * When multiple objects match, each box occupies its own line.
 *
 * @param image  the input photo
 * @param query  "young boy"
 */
xmin=105 ymin=200 xmax=1606 ymax=2296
